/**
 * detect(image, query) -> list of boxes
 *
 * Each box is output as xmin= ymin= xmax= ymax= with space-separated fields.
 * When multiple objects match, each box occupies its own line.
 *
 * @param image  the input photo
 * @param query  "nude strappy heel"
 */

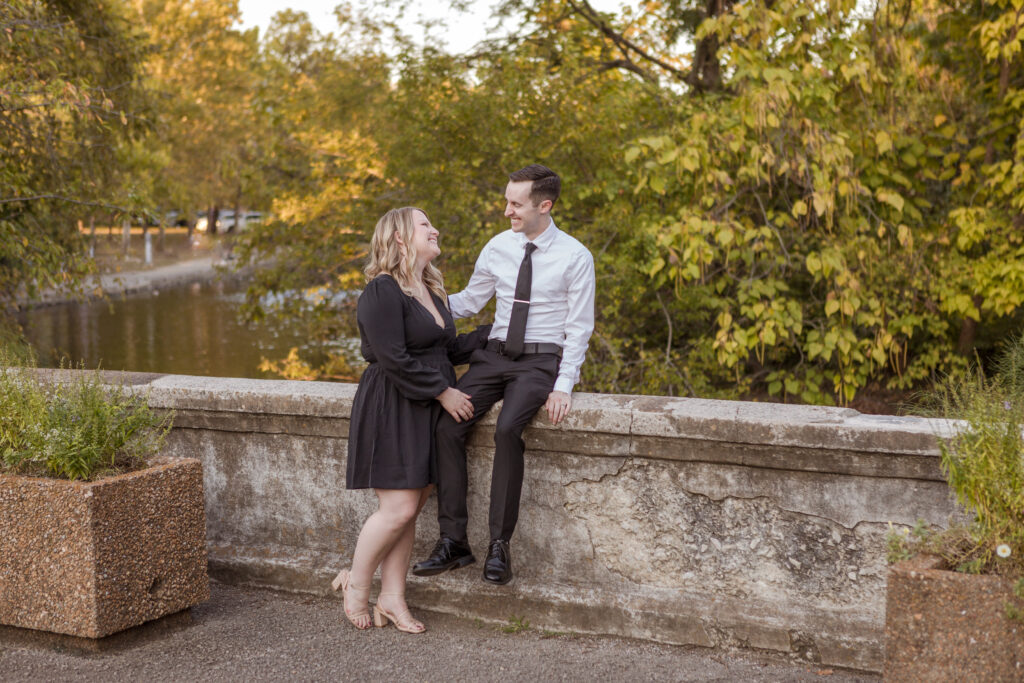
xmin=331 ymin=568 xmax=371 ymax=630
xmin=373 ymin=593 xmax=426 ymax=634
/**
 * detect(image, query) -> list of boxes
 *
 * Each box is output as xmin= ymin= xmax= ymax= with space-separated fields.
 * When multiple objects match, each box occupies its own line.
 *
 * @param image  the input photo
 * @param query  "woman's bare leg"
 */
xmin=350 ymin=488 xmax=423 ymax=587
xmin=377 ymin=487 xmax=433 ymax=629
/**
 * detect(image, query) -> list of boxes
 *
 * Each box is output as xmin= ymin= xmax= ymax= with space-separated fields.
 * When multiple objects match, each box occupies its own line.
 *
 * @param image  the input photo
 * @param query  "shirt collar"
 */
xmin=517 ymin=219 xmax=558 ymax=253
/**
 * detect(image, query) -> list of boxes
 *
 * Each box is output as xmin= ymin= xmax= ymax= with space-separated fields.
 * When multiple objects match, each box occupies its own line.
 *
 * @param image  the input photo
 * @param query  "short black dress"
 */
xmin=346 ymin=274 xmax=489 ymax=489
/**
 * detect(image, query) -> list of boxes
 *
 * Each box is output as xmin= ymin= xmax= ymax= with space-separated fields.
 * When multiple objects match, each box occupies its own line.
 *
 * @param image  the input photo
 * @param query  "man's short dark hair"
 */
xmin=509 ymin=164 xmax=560 ymax=207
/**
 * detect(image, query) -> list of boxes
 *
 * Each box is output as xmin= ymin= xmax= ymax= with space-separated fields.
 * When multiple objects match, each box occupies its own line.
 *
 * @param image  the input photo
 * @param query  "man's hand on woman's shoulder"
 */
xmin=545 ymin=390 xmax=571 ymax=425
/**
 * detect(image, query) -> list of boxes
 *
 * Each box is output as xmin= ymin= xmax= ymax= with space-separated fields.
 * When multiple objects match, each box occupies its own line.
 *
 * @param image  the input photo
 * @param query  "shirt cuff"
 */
xmin=447 ymin=292 xmax=467 ymax=319
xmin=553 ymin=377 xmax=575 ymax=395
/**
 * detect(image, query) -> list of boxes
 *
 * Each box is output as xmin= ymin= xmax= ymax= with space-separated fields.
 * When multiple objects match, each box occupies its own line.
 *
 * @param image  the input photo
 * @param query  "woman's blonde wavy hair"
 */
xmin=364 ymin=207 xmax=448 ymax=308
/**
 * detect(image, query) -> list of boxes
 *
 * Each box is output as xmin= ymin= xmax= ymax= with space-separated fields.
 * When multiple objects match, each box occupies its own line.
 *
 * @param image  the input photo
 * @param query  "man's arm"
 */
xmin=546 ymin=249 xmax=596 ymax=424
xmin=448 ymin=241 xmax=497 ymax=320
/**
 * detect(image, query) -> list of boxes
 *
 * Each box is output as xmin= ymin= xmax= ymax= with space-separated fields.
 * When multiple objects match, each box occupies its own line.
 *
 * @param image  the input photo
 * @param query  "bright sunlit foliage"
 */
xmin=4 ymin=0 xmax=1023 ymax=406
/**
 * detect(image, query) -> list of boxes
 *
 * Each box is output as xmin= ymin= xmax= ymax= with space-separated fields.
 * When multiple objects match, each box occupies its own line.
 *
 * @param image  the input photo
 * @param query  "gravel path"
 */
xmin=0 ymin=582 xmax=880 ymax=682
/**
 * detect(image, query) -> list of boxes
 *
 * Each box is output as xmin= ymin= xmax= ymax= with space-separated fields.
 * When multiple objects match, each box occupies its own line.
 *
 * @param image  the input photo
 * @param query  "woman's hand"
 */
xmin=437 ymin=387 xmax=474 ymax=422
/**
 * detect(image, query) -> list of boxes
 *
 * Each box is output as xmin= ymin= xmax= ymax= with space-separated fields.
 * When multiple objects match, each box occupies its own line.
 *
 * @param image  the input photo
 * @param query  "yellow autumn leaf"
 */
xmin=875 ymin=131 xmax=892 ymax=154
xmin=812 ymin=193 xmax=827 ymax=216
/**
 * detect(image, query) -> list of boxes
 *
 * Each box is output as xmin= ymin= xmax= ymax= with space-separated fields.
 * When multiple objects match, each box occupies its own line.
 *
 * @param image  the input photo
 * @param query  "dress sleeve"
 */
xmin=358 ymin=277 xmax=451 ymax=401
xmin=448 ymin=324 xmax=492 ymax=365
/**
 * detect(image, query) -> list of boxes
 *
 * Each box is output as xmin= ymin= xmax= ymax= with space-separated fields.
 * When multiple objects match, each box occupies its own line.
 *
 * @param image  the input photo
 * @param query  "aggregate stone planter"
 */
xmin=885 ymin=554 xmax=1024 ymax=681
xmin=0 ymin=456 xmax=209 ymax=638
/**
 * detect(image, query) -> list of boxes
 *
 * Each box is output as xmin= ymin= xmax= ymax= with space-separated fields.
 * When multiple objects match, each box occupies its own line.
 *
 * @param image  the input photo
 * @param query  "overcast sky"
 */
xmin=237 ymin=1 xmax=623 ymax=54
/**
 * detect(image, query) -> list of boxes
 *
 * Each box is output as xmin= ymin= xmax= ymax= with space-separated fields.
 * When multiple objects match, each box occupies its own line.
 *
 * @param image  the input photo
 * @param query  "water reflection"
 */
xmin=19 ymin=280 xmax=355 ymax=379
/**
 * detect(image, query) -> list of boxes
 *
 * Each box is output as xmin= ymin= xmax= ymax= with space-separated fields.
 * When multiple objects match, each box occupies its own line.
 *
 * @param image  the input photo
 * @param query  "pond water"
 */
xmin=19 ymin=280 xmax=353 ymax=379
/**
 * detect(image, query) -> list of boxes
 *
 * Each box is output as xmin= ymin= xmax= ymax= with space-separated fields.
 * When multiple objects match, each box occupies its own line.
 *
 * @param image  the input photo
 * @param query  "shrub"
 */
xmin=890 ymin=332 xmax=1024 ymax=577
xmin=0 ymin=353 xmax=172 ymax=481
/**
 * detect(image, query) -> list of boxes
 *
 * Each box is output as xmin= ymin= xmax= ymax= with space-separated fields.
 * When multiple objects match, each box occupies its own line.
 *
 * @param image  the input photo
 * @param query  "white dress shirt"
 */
xmin=449 ymin=220 xmax=596 ymax=395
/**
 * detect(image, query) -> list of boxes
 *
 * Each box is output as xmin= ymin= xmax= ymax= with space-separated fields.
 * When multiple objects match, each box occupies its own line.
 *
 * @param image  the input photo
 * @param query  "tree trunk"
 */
xmin=957 ymin=295 xmax=984 ymax=356
xmin=121 ymin=219 xmax=131 ymax=256
xmin=208 ymin=206 xmax=219 ymax=236
xmin=142 ymin=222 xmax=151 ymax=265
xmin=686 ymin=0 xmax=731 ymax=93
xmin=88 ymin=216 xmax=96 ymax=258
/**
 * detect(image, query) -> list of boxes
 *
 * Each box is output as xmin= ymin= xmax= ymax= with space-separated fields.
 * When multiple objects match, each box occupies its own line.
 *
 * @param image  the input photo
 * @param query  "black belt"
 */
xmin=486 ymin=339 xmax=563 ymax=359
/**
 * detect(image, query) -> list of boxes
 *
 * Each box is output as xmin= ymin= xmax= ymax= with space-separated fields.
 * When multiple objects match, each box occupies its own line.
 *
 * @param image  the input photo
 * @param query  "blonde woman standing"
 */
xmin=333 ymin=207 xmax=489 ymax=633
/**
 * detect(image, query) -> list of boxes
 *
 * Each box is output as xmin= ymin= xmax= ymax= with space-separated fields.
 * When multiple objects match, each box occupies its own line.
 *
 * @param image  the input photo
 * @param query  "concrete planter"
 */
xmin=0 ymin=456 xmax=209 ymax=638
xmin=885 ymin=554 xmax=1024 ymax=681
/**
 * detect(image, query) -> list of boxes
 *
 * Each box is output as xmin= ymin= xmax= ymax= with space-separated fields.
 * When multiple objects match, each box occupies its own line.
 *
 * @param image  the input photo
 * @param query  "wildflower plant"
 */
xmin=0 ymin=349 xmax=171 ymax=481
xmin=886 ymin=520 xmax=933 ymax=564
xmin=891 ymin=332 xmax=1024 ymax=577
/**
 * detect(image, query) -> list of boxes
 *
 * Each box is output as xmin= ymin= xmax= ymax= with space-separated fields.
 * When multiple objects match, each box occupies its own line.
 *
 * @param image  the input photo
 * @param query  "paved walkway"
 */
xmin=1 ymin=582 xmax=879 ymax=682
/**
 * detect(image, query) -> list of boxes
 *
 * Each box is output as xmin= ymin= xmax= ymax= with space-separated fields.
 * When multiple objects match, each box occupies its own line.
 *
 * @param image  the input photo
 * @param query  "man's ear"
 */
xmin=538 ymin=199 xmax=553 ymax=215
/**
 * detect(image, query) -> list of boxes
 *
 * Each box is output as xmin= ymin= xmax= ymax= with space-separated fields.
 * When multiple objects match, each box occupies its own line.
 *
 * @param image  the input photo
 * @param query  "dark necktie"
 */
xmin=504 ymin=242 xmax=538 ymax=360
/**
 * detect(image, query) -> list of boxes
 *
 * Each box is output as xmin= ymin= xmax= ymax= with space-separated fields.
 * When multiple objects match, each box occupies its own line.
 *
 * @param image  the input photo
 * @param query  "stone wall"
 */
xmin=111 ymin=372 xmax=954 ymax=672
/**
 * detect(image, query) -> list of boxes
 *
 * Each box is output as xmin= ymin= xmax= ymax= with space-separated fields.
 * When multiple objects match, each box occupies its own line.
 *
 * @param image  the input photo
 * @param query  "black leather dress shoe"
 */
xmin=482 ymin=539 xmax=513 ymax=585
xmin=412 ymin=537 xmax=475 ymax=577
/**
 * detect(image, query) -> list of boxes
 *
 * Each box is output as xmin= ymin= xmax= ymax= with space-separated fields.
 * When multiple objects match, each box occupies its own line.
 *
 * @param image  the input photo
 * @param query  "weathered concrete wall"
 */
xmin=83 ymin=372 xmax=957 ymax=672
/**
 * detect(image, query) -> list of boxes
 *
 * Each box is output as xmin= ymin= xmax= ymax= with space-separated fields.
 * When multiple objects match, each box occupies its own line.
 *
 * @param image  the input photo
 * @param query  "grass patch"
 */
xmin=499 ymin=615 xmax=531 ymax=634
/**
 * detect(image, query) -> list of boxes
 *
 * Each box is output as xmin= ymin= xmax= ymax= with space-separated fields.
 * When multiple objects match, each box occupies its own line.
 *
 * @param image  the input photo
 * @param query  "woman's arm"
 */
xmin=447 ymin=324 xmax=492 ymax=366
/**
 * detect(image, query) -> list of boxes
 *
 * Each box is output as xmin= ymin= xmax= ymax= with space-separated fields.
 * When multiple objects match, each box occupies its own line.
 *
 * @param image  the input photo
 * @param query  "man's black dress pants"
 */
xmin=436 ymin=347 xmax=559 ymax=543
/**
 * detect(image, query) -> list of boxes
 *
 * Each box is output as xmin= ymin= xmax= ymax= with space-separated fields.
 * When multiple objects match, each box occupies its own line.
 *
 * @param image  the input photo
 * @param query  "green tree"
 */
xmin=1 ymin=0 xmax=149 ymax=315
xmin=230 ymin=8 xmax=392 ymax=373
xmin=129 ymin=0 xmax=261 ymax=235
xmin=234 ymin=2 xmax=672 ymax=382
xmin=618 ymin=0 xmax=1024 ymax=404
xmin=191 ymin=0 xmax=1024 ymax=406
xmin=926 ymin=0 xmax=1024 ymax=355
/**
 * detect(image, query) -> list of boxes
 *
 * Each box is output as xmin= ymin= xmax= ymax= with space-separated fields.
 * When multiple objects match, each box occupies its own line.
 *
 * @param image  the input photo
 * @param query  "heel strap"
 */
xmin=376 ymin=594 xmax=415 ymax=621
